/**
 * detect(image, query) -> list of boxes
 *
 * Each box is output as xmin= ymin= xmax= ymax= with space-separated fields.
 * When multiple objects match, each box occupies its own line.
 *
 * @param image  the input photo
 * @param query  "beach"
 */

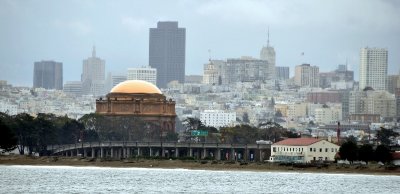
xmin=1 ymin=155 xmax=399 ymax=175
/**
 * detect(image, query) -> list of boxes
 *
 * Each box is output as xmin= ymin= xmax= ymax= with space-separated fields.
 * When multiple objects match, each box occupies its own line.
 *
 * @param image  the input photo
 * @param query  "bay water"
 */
xmin=0 ymin=165 xmax=399 ymax=193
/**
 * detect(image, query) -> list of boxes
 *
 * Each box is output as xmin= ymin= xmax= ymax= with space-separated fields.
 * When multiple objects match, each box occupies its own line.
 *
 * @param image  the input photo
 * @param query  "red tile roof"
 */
xmin=392 ymin=152 xmax=400 ymax=160
xmin=273 ymin=138 xmax=322 ymax=146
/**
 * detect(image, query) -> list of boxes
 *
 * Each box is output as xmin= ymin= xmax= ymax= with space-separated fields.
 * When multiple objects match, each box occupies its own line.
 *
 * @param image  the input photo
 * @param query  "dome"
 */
xmin=110 ymin=80 xmax=162 ymax=94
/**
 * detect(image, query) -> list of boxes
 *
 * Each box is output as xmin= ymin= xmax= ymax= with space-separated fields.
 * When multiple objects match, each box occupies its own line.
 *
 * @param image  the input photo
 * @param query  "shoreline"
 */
xmin=1 ymin=155 xmax=399 ymax=176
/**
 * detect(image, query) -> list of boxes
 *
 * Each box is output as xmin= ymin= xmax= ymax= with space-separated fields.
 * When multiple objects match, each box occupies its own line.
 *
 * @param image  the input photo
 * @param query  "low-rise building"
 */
xmin=200 ymin=110 xmax=236 ymax=128
xmin=269 ymin=138 xmax=339 ymax=163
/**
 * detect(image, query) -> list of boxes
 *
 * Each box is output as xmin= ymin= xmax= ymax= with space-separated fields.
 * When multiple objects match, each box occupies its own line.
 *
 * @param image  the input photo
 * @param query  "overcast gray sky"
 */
xmin=0 ymin=0 xmax=399 ymax=86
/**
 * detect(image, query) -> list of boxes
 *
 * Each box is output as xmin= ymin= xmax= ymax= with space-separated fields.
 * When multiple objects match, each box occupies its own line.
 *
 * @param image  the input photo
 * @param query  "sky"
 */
xmin=0 ymin=0 xmax=399 ymax=87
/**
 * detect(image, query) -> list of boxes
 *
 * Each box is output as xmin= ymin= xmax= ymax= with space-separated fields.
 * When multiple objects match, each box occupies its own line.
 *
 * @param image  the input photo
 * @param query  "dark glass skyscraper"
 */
xmin=33 ymin=60 xmax=63 ymax=90
xmin=149 ymin=21 xmax=185 ymax=88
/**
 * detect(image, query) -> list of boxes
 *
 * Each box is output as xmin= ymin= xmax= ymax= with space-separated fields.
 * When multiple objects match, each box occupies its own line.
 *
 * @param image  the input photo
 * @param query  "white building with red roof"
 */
xmin=269 ymin=138 xmax=339 ymax=163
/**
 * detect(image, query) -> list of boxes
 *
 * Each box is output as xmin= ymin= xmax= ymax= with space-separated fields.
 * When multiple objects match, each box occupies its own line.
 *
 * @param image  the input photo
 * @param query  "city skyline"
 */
xmin=0 ymin=0 xmax=399 ymax=86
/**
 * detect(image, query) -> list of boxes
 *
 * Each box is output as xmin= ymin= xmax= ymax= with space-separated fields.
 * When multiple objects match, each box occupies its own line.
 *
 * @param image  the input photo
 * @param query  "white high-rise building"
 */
xmin=127 ymin=66 xmax=157 ymax=85
xmin=260 ymin=28 xmax=275 ymax=80
xmin=359 ymin=47 xmax=388 ymax=91
xmin=200 ymin=110 xmax=236 ymax=128
xmin=81 ymin=46 xmax=106 ymax=96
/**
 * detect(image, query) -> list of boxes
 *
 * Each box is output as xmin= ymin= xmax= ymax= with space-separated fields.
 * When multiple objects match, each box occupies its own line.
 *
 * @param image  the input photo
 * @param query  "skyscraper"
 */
xmin=260 ymin=28 xmax=275 ymax=80
xmin=149 ymin=21 xmax=186 ymax=88
xmin=81 ymin=46 xmax=105 ymax=96
xmin=33 ymin=60 xmax=63 ymax=90
xmin=359 ymin=47 xmax=388 ymax=91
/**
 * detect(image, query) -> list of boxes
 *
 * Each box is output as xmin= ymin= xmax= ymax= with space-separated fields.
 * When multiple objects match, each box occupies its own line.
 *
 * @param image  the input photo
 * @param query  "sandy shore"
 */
xmin=1 ymin=155 xmax=399 ymax=175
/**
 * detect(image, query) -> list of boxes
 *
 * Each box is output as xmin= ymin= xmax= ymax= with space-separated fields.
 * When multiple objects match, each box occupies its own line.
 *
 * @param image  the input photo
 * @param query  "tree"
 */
xmin=34 ymin=113 xmax=58 ymax=156
xmin=0 ymin=116 xmax=17 ymax=152
xmin=220 ymin=124 xmax=259 ymax=144
xmin=165 ymin=132 xmax=179 ymax=142
xmin=376 ymin=127 xmax=399 ymax=146
xmin=375 ymin=145 xmax=392 ymax=163
xmin=358 ymin=144 xmax=374 ymax=164
xmin=13 ymin=113 xmax=36 ymax=155
xmin=258 ymin=121 xmax=285 ymax=142
xmin=339 ymin=140 xmax=358 ymax=163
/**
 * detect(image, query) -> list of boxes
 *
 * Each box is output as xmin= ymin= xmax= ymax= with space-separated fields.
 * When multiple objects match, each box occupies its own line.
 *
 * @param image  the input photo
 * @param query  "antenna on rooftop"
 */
xmin=208 ymin=49 xmax=212 ymax=61
xmin=267 ymin=26 xmax=270 ymax=47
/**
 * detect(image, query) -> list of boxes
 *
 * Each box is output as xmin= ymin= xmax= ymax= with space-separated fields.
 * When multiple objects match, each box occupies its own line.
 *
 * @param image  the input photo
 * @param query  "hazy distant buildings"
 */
xmin=127 ymin=66 xmax=157 ymax=85
xmin=349 ymin=89 xmax=396 ymax=119
xmin=225 ymin=57 xmax=272 ymax=84
xmin=185 ymin=75 xmax=203 ymax=84
xmin=63 ymin=81 xmax=82 ymax=96
xmin=81 ymin=46 xmax=105 ymax=96
xmin=396 ymin=88 xmax=400 ymax=118
xmin=275 ymin=66 xmax=289 ymax=80
xmin=319 ymin=65 xmax=354 ymax=89
xmin=294 ymin=64 xmax=319 ymax=87
xmin=33 ymin=60 xmax=63 ymax=90
xmin=359 ymin=47 xmax=388 ymax=91
xmin=149 ymin=21 xmax=186 ymax=88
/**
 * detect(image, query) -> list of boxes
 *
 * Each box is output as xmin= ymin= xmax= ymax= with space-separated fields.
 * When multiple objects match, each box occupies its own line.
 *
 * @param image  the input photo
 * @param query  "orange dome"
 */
xmin=110 ymin=80 xmax=162 ymax=94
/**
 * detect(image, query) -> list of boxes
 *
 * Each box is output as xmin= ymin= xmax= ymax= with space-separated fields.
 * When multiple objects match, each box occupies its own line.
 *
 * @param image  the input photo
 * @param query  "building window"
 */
xmin=273 ymin=147 xmax=276 ymax=152
xmin=313 ymin=148 xmax=316 ymax=152
xmin=310 ymin=148 xmax=312 ymax=152
xmin=331 ymin=148 xmax=334 ymax=152
xmin=319 ymin=148 xmax=322 ymax=152
xmin=325 ymin=148 xmax=328 ymax=152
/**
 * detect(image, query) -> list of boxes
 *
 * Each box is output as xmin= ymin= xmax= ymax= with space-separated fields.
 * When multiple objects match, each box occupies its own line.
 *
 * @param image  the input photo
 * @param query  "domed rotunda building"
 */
xmin=96 ymin=80 xmax=176 ymax=134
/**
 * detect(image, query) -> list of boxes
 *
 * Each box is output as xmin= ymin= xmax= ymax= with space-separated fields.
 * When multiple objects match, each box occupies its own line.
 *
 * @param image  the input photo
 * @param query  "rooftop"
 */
xmin=273 ymin=138 xmax=322 ymax=146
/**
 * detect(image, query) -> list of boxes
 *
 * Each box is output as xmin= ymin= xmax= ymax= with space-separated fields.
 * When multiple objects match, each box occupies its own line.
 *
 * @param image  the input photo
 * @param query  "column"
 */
xmin=189 ymin=148 xmax=193 ymax=157
xmin=216 ymin=149 xmax=221 ymax=160
xmin=162 ymin=148 xmax=165 ymax=157
xmin=84 ymin=149 xmax=87 ymax=157
xmin=127 ymin=148 xmax=130 ymax=158
xmin=175 ymin=148 xmax=179 ymax=158
xmin=91 ymin=148 xmax=95 ymax=158
xmin=149 ymin=148 xmax=153 ymax=157
xmin=231 ymin=148 xmax=235 ymax=161
xmin=202 ymin=148 xmax=207 ymax=159
xmin=111 ymin=148 xmax=114 ymax=158
xmin=137 ymin=147 xmax=141 ymax=156
xmin=100 ymin=147 xmax=104 ymax=158
xmin=70 ymin=150 xmax=73 ymax=157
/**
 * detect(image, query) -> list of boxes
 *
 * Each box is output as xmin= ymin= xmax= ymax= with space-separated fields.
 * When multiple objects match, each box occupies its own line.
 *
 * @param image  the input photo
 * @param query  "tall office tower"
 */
xmin=33 ymin=60 xmax=63 ymax=90
xmin=294 ymin=64 xmax=319 ymax=87
xmin=275 ymin=66 xmax=290 ymax=80
xmin=81 ymin=46 xmax=105 ymax=96
xmin=359 ymin=47 xmax=388 ymax=91
xmin=260 ymin=28 xmax=276 ymax=80
xmin=127 ymin=66 xmax=157 ymax=85
xmin=149 ymin=21 xmax=186 ymax=88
